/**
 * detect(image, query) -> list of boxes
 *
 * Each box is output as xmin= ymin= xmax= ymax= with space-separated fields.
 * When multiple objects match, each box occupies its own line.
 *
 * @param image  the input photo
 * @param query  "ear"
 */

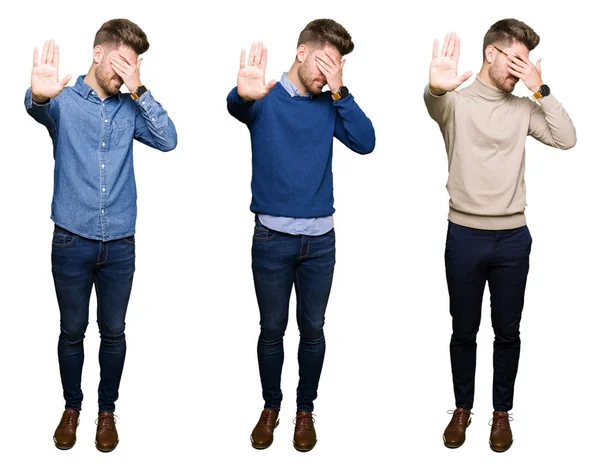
xmin=93 ymin=45 xmax=104 ymax=64
xmin=484 ymin=45 xmax=495 ymax=64
xmin=296 ymin=44 xmax=308 ymax=63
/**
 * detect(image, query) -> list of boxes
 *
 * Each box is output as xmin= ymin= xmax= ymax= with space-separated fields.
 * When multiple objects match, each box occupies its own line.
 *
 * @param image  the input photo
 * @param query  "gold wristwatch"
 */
xmin=532 ymin=84 xmax=550 ymax=100
xmin=331 ymin=86 xmax=349 ymax=101
xmin=131 ymin=85 xmax=148 ymax=100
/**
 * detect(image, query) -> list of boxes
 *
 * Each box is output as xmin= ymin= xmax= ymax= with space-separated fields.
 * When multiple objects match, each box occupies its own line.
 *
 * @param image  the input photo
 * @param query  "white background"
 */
xmin=0 ymin=0 xmax=596 ymax=470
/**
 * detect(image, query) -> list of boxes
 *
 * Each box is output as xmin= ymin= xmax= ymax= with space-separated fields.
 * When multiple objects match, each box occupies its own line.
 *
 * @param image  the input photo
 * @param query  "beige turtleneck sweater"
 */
xmin=424 ymin=75 xmax=577 ymax=230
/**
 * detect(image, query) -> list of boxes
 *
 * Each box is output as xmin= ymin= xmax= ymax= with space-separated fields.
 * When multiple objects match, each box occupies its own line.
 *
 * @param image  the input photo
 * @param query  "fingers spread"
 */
xmin=240 ymin=49 xmax=246 ymax=70
xmin=255 ymin=41 xmax=264 ymax=67
xmin=248 ymin=42 xmax=257 ymax=66
xmin=441 ymin=33 xmax=451 ymax=57
xmin=41 ymin=40 xmax=49 ymax=64
xmin=451 ymin=37 xmax=460 ymax=61
xmin=60 ymin=74 xmax=72 ymax=87
xmin=47 ymin=39 xmax=55 ymax=65
xmin=447 ymin=32 xmax=456 ymax=58
xmin=260 ymin=46 xmax=268 ymax=71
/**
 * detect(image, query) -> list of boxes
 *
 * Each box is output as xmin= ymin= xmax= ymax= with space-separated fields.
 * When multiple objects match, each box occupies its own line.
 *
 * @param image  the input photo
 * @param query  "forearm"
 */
xmin=24 ymin=87 xmax=57 ymax=133
xmin=530 ymin=94 xmax=577 ymax=150
xmin=226 ymin=87 xmax=255 ymax=123
xmin=333 ymin=95 xmax=375 ymax=154
xmin=423 ymin=83 xmax=455 ymax=124
xmin=135 ymin=91 xmax=177 ymax=151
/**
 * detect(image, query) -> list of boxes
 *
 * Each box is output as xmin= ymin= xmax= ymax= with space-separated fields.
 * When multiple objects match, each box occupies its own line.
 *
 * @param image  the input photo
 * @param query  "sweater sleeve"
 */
xmin=333 ymin=94 xmax=375 ymax=154
xmin=423 ymin=84 xmax=456 ymax=125
xmin=528 ymin=94 xmax=577 ymax=150
xmin=227 ymin=86 xmax=257 ymax=124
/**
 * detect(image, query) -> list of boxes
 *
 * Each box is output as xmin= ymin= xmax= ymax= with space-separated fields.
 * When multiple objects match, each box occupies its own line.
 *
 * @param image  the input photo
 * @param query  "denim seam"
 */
xmin=52 ymin=235 xmax=78 ymax=248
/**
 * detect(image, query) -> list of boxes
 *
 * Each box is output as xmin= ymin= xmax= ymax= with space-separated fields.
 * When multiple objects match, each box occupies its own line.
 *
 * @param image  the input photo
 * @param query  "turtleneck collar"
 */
xmin=470 ymin=74 xmax=508 ymax=101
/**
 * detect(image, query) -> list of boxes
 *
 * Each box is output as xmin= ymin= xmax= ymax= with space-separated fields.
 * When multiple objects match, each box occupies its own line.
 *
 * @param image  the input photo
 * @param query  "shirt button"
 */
xmin=102 ymin=142 xmax=106 ymax=147
xmin=152 ymin=117 xmax=155 ymax=121
xmin=101 ymin=164 xmax=105 ymax=169
xmin=92 ymin=91 xmax=95 ymax=95
xmin=105 ymin=119 xmax=108 ymax=123
xmin=141 ymin=101 xmax=145 ymax=105
xmin=102 ymin=188 xmax=106 ymax=192
xmin=101 ymin=209 xmax=105 ymax=214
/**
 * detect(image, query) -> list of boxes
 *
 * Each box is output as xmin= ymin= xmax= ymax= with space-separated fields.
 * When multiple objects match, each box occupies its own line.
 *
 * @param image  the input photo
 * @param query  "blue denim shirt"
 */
xmin=257 ymin=72 xmax=334 ymax=236
xmin=25 ymin=75 xmax=177 ymax=241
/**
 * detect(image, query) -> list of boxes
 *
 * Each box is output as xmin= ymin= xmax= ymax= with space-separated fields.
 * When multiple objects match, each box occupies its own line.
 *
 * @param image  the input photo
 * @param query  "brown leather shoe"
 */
xmin=251 ymin=408 xmax=279 ymax=449
xmin=293 ymin=411 xmax=317 ymax=452
xmin=95 ymin=412 xmax=119 ymax=452
xmin=443 ymin=408 xmax=472 ymax=448
xmin=489 ymin=411 xmax=513 ymax=452
xmin=53 ymin=408 xmax=80 ymax=450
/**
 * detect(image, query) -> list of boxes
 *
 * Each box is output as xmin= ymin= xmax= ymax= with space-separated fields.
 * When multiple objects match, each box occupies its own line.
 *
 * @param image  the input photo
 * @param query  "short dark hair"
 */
xmin=483 ymin=18 xmax=539 ymax=59
xmin=297 ymin=19 xmax=354 ymax=56
xmin=94 ymin=18 xmax=149 ymax=55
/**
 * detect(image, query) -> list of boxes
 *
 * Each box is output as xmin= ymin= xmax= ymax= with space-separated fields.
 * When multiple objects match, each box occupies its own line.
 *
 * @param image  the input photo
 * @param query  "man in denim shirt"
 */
xmin=25 ymin=19 xmax=177 ymax=452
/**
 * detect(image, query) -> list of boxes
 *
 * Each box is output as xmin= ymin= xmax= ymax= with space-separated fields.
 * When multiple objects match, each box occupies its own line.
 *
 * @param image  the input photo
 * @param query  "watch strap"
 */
xmin=131 ymin=85 xmax=147 ymax=100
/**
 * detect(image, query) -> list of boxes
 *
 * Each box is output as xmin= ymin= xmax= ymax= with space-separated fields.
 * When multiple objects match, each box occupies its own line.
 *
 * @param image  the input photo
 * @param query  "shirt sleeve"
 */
xmin=333 ymin=94 xmax=375 ymax=154
xmin=133 ymin=90 xmax=178 ymax=151
xmin=528 ymin=94 xmax=577 ymax=150
xmin=24 ymin=87 xmax=59 ymax=139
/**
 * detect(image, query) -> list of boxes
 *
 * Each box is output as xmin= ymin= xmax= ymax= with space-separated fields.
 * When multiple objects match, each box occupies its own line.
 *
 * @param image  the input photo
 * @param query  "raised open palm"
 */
xmin=31 ymin=40 xmax=72 ymax=102
xmin=237 ymin=42 xmax=276 ymax=101
xmin=430 ymin=33 xmax=472 ymax=93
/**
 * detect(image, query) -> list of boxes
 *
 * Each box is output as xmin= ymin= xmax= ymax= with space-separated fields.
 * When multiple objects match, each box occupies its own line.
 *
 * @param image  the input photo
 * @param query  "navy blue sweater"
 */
xmin=227 ymin=82 xmax=375 ymax=218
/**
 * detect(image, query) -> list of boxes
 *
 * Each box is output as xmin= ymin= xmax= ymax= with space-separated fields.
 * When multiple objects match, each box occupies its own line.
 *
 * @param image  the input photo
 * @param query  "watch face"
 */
xmin=539 ymin=84 xmax=550 ymax=97
xmin=136 ymin=86 xmax=147 ymax=96
xmin=339 ymin=86 xmax=349 ymax=98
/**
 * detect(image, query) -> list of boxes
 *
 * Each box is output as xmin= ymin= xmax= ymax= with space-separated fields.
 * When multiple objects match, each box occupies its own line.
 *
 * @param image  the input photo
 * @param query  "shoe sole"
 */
xmin=443 ymin=440 xmax=464 ymax=449
xmin=53 ymin=439 xmax=76 ymax=451
xmin=489 ymin=440 xmax=513 ymax=453
xmin=293 ymin=439 xmax=317 ymax=452
xmin=95 ymin=440 xmax=119 ymax=453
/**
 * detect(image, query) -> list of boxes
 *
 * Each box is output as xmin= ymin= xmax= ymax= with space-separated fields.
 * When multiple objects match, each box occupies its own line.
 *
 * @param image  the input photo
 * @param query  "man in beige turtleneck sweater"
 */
xmin=424 ymin=19 xmax=576 ymax=453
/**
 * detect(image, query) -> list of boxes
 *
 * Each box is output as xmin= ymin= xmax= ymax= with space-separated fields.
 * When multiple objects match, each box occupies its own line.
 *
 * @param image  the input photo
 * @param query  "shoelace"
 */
xmin=61 ymin=410 xmax=77 ymax=427
xmin=294 ymin=414 xmax=315 ymax=432
xmin=489 ymin=413 xmax=512 ymax=430
xmin=447 ymin=409 xmax=471 ymax=426
xmin=96 ymin=414 xmax=117 ymax=431
xmin=261 ymin=410 xmax=277 ymax=425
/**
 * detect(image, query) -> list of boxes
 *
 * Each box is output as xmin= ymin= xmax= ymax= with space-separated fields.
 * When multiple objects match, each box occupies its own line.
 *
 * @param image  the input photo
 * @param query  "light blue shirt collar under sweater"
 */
xmin=257 ymin=73 xmax=334 ymax=236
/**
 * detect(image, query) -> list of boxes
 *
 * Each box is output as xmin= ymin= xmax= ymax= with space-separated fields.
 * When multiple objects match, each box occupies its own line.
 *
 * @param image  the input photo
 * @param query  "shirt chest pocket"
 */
xmin=111 ymin=119 xmax=135 ymax=146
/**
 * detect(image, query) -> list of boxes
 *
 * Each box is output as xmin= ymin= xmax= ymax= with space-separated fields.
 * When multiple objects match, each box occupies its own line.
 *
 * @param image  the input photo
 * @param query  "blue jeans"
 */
xmin=252 ymin=218 xmax=336 ymax=412
xmin=445 ymin=221 xmax=532 ymax=412
xmin=51 ymin=226 xmax=135 ymax=412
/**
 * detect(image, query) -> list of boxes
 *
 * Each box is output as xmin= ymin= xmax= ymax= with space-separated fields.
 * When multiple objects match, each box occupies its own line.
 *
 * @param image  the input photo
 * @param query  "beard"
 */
xmin=489 ymin=60 xmax=518 ymax=93
xmin=298 ymin=61 xmax=325 ymax=95
xmin=95 ymin=65 xmax=123 ymax=97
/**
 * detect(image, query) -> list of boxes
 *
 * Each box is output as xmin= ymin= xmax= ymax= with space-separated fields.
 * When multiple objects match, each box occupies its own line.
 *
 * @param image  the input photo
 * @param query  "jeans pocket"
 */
xmin=253 ymin=221 xmax=276 ymax=241
xmin=52 ymin=228 xmax=77 ymax=247
xmin=123 ymin=235 xmax=135 ymax=245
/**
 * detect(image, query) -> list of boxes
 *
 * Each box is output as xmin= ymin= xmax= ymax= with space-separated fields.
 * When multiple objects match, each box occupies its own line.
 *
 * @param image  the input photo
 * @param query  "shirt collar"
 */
xmin=73 ymin=75 xmax=124 ymax=101
xmin=280 ymin=72 xmax=311 ymax=98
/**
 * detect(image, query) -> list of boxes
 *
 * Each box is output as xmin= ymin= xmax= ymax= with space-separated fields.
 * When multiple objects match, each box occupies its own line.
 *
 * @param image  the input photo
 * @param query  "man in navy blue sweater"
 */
xmin=227 ymin=19 xmax=375 ymax=452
